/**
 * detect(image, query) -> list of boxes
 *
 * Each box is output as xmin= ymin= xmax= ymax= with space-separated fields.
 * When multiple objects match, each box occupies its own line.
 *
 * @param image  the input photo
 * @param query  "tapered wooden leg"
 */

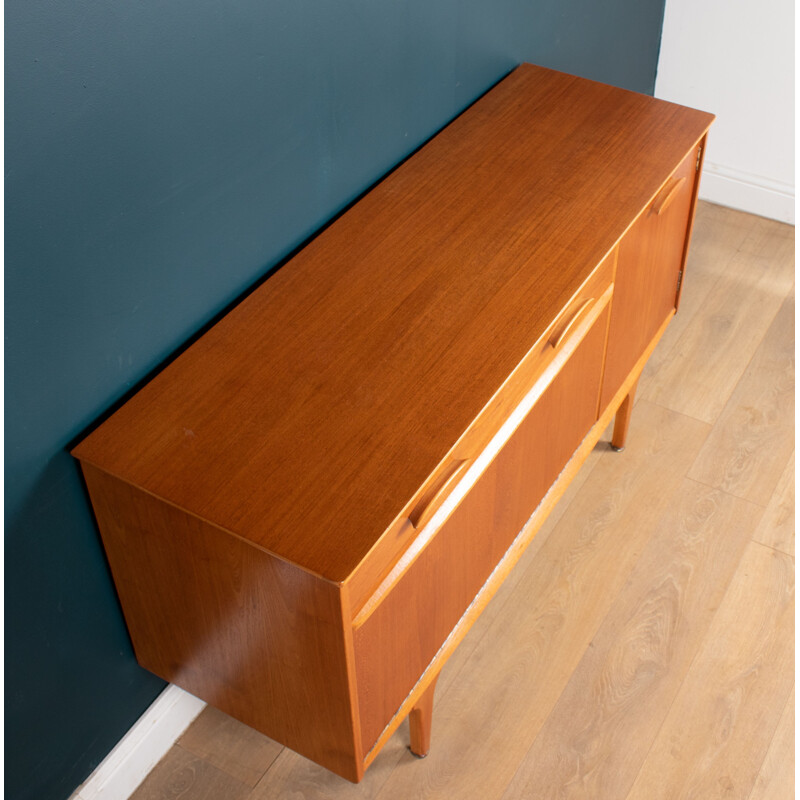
xmin=408 ymin=674 xmax=439 ymax=758
xmin=611 ymin=378 xmax=639 ymax=452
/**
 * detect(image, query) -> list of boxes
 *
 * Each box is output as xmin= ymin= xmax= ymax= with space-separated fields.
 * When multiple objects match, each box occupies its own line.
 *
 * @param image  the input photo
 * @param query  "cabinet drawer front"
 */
xmin=352 ymin=302 xmax=610 ymax=753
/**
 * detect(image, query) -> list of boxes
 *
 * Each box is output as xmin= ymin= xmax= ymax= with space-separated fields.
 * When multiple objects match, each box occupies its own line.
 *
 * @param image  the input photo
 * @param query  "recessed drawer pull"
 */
xmin=651 ymin=176 xmax=686 ymax=216
xmin=549 ymin=298 xmax=594 ymax=350
xmin=408 ymin=458 xmax=471 ymax=530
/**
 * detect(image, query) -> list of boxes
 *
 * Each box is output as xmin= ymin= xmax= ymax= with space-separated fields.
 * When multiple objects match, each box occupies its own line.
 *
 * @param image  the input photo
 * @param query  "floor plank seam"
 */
xmin=633 ymin=396 xmax=719 ymax=429
xmin=245 ymin=747 xmax=283 ymax=790
xmin=682 ymin=474 xmax=771 ymax=509
xmin=749 ymin=539 xmax=796 ymax=560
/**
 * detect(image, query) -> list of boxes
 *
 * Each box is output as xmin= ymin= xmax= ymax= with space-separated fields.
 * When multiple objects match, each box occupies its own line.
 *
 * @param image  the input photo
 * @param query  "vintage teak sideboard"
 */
xmin=73 ymin=64 xmax=714 ymax=782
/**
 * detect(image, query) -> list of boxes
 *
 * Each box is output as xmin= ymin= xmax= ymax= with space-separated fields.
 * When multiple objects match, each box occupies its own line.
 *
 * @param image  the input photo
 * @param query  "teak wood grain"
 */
xmin=73 ymin=63 xmax=713 ymax=583
xmin=72 ymin=63 xmax=714 ymax=781
xmin=80 ymin=463 xmax=363 ymax=781
xmin=347 ymin=252 xmax=616 ymax=613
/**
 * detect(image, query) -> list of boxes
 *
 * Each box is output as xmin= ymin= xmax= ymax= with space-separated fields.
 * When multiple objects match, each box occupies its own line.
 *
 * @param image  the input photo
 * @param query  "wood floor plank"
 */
xmin=683 ymin=203 xmax=761 ymax=283
xmin=642 ymin=215 xmax=794 ymax=423
xmin=624 ymin=542 xmax=794 ymax=800
xmin=747 ymin=685 xmax=794 ymax=800
xmin=247 ymin=443 xmax=608 ymax=799
xmin=130 ymin=744 xmax=251 ymax=800
xmin=688 ymin=291 xmax=794 ymax=505
xmin=359 ymin=402 xmax=710 ymax=800
xmin=247 ymin=730 xmax=409 ymax=800
xmin=751 ymin=452 xmax=794 ymax=557
xmin=177 ymin=706 xmax=283 ymax=788
xmin=499 ymin=480 xmax=763 ymax=800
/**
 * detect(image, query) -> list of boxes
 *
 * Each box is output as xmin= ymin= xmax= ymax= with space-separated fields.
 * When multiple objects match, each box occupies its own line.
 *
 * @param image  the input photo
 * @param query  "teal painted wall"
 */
xmin=5 ymin=2 xmax=666 ymax=797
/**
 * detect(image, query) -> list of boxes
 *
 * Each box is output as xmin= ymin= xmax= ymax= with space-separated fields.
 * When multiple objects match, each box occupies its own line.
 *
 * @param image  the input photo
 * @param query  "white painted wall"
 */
xmin=655 ymin=0 xmax=794 ymax=223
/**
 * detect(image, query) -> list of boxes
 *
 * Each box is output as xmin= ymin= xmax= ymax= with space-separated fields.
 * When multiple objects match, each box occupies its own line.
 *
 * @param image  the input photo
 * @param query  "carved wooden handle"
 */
xmin=549 ymin=298 xmax=594 ymax=350
xmin=651 ymin=176 xmax=686 ymax=216
xmin=408 ymin=458 xmax=471 ymax=530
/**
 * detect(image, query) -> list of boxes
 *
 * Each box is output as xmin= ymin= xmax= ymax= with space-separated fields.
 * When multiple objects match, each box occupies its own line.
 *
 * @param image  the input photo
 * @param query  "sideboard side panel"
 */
xmin=80 ymin=463 xmax=361 ymax=782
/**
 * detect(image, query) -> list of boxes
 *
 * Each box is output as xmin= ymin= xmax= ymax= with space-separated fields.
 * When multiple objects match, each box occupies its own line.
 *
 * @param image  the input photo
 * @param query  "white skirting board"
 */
xmin=69 ymin=686 xmax=206 ymax=800
xmin=699 ymin=161 xmax=795 ymax=225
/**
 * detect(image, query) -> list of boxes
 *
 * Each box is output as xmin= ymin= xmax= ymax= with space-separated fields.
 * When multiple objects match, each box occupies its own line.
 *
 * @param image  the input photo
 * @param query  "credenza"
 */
xmin=73 ymin=64 xmax=714 ymax=782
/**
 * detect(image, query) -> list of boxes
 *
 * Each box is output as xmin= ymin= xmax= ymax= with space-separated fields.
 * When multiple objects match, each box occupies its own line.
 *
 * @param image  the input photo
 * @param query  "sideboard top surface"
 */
xmin=74 ymin=63 xmax=713 ymax=582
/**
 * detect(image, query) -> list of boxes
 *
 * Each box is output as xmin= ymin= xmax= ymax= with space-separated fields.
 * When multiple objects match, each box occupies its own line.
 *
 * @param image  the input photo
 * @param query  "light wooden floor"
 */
xmin=131 ymin=202 xmax=794 ymax=800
